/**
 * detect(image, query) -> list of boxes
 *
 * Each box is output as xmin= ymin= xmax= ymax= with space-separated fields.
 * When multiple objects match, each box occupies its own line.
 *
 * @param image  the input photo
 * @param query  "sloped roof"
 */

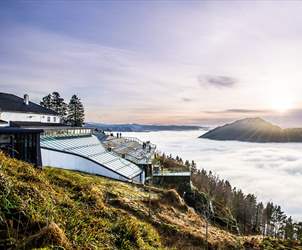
xmin=41 ymin=135 xmax=142 ymax=180
xmin=0 ymin=93 xmax=58 ymax=115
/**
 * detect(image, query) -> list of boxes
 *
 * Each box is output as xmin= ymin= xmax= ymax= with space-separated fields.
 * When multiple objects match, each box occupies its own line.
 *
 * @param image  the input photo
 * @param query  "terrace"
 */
xmin=102 ymin=135 xmax=156 ymax=166
xmin=152 ymin=165 xmax=191 ymax=186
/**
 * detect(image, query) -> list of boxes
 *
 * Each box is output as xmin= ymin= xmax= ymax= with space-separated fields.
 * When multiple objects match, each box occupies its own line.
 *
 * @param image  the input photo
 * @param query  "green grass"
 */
xmin=259 ymin=238 xmax=302 ymax=250
xmin=1 ymin=152 xmax=301 ymax=250
xmin=0 ymin=153 xmax=162 ymax=249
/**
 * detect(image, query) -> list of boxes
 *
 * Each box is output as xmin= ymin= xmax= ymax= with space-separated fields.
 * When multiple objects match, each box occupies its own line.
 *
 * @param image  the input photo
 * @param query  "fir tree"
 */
xmin=40 ymin=94 xmax=52 ymax=109
xmin=67 ymin=95 xmax=85 ymax=127
xmin=51 ymin=92 xmax=67 ymax=122
xmin=191 ymin=160 xmax=197 ymax=173
xmin=283 ymin=216 xmax=294 ymax=240
xmin=40 ymin=92 xmax=67 ymax=123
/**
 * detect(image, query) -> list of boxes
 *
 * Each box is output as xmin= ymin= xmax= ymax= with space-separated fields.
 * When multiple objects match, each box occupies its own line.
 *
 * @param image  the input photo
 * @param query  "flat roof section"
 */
xmin=0 ymin=127 xmax=44 ymax=134
xmin=103 ymin=136 xmax=156 ymax=165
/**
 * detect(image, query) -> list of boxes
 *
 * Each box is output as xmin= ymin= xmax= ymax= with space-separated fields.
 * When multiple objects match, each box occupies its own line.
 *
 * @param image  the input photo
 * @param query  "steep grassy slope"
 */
xmin=0 ymin=153 xmax=301 ymax=249
xmin=0 ymin=153 xmax=236 ymax=249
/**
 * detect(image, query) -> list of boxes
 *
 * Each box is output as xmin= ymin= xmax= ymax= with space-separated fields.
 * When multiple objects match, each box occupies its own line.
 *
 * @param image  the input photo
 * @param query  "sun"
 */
xmin=269 ymin=89 xmax=294 ymax=113
xmin=271 ymin=99 xmax=293 ymax=112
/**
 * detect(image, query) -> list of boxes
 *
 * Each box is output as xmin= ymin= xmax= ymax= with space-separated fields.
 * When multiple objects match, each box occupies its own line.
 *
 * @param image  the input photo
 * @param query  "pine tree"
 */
xmin=295 ymin=222 xmax=302 ymax=241
xmin=254 ymin=202 xmax=264 ymax=234
xmin=185 ymin=160 xmax=190 ymax=167
xmin=67 ymin=95 xmax=85 ymax=127
xmin=40 ymin=94 xmax=52 ymax=109
xmin=271 ymin=205 xmax=286 ymax=237
xmin=51 ymin=92 xmax=67 ymax=121
xmin=40 ymin=92 xmax=67 ymax=123
xmin=191 ymin=160 xmax=197 ymax=173
xmin=283 ymin=217 xmax=294 ymax=240
xmin=264 ymin=202 xmax=274 ymax=236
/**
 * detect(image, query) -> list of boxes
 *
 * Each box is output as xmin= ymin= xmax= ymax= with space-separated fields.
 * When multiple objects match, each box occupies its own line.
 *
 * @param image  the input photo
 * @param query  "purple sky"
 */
xmin=1 ymin=1 xmax=302 ymax=127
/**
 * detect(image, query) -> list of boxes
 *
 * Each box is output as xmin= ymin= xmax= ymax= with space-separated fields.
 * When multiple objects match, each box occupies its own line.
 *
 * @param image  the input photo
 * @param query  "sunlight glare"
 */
xmin=270 ymin=89 xmax=294 ymax=113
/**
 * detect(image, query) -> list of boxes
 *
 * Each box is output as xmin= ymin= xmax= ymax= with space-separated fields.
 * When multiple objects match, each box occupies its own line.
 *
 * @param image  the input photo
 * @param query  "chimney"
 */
xmin=24 ymin=94 xmax=29 ymax=105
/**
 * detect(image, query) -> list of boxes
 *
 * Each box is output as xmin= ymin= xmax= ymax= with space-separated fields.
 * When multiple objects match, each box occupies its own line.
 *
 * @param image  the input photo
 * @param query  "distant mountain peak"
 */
xmin=200 ymin=117 xmax=302 ymax=143
xmin=234 ymin=117 xmax=270 ymax=124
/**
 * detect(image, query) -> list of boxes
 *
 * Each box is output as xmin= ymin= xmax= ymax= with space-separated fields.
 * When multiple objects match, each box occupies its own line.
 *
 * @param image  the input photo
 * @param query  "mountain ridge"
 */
xmin=85 ymin=122 xmax=208 ymax=132
xmin=200 ymin=117 xmax=302 ymax=142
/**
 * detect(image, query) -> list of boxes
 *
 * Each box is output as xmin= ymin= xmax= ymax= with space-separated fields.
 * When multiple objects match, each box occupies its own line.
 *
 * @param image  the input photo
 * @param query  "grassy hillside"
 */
xmin=0 ymin=153 xmax=301 ymax=249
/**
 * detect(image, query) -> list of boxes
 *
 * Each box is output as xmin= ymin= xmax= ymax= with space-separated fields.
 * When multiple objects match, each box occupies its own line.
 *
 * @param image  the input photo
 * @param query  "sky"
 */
xmin=1 ymin=1 xmax=302 ymax=127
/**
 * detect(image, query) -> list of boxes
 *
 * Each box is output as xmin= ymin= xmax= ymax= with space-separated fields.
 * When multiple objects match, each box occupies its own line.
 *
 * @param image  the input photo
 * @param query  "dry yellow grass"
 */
xmin=1 ymin=152 xmax=300 ymax=249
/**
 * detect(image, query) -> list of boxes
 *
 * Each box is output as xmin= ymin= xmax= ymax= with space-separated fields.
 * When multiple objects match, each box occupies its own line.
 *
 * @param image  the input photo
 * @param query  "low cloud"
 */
xmin=198 ymin=75 xmax=237 ymax=88
xmin=125 ymin=130 xmax=302 ymax=220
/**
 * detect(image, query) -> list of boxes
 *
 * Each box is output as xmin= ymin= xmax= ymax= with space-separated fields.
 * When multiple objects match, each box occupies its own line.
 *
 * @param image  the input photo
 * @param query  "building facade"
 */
xmin=0 ymin=93 xmax=61 ymax=126
xmin=0 ymin=128 xmax=43 ymax=166
xmin=0 ymin=92 xmax=60 ymax=166
xmin=0 ymin=92 xmax=146 ymax=184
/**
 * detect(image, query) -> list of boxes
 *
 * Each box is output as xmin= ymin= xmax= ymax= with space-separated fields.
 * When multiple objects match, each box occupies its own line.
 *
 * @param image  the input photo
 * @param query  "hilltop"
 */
xmin=200 ymin=117 xmax=302 ymax=142
xmin=1 ymin=153 xmax=301 ymax=249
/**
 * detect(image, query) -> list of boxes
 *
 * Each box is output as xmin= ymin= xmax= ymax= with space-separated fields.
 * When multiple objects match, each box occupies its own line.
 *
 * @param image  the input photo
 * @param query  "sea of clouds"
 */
xmin=122 ymin=130 xmax=302 ymax=220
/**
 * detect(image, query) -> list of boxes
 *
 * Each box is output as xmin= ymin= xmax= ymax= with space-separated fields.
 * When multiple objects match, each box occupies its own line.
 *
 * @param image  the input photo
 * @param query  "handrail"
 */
xmin=123 ymin=136 xmax=156 ymax=148
xmin=153 ymin=169 xmax=191 ymax=174
xmin=42 ymin=127 xmax=92 ymax=139
xmin=101 ymin=136 xmax=156 ymax=165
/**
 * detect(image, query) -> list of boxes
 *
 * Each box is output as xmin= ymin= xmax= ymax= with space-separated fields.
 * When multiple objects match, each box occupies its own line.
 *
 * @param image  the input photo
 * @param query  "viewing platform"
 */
xmin=151 ymin=165 xmax=191 ymax=186
xmin=102 ymin=135 xmax=156 ymax=166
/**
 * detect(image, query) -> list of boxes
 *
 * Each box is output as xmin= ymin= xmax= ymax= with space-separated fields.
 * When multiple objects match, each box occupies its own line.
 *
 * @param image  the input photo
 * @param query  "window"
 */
xmin=53 ymin=117 xmax=56 ymax=122
xmin=47 ymin=116 xmax=50 ymax=122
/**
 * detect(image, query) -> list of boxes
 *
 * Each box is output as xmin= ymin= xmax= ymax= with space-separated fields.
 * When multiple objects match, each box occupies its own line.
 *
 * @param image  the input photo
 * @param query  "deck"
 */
xmin=102 ymin=136 xmax=156 ymax=165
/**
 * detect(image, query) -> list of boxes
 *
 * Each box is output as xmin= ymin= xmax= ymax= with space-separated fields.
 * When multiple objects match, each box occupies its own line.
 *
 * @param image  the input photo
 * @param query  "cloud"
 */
xmin=226 ymin=109 xmax=268 ymax=113
xmin=2 ymin=2 xmax=302 ymax=126
xmin=204 ymin=109 xmax=269 ymax=114
xmin=198 ymin=75 xmax=237 ymax=88
xmin=123 ymin=130 xmax=302 ymax=220
xmin=182 ymin=97 xmax=193 ymax=102
xmin=0 ymin=25 xmax=190 ymax=123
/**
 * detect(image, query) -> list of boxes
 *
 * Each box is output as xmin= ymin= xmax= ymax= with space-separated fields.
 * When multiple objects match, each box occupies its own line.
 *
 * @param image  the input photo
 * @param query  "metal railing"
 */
xmin=123 ymin=136 xmax=156 ymax=149
xmin=152 ymin=166 xmax=191 ymax=176
xmin=41 ymin=127 xmax=92 ymax=139
xmin=102 ymin=136 xmax=156 ymax=165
